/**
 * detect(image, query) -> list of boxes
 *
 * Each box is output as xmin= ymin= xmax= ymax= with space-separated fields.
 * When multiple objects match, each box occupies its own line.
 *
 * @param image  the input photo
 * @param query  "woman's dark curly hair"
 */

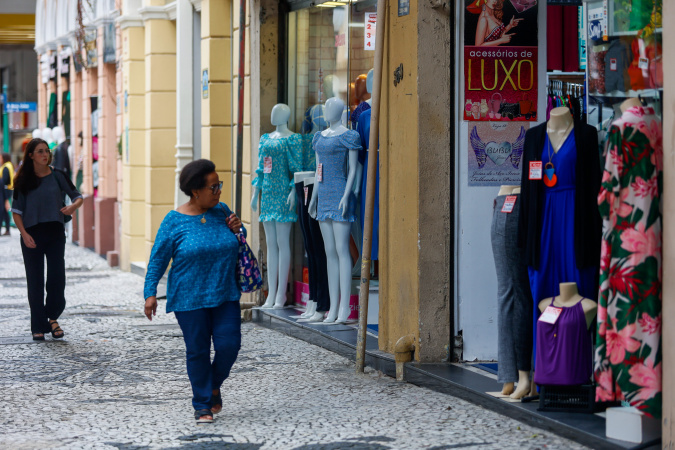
xmin=14 ymin=138 xmax=49 ymax=194
xmin=179 ymin=159 xmax=216 ymax=197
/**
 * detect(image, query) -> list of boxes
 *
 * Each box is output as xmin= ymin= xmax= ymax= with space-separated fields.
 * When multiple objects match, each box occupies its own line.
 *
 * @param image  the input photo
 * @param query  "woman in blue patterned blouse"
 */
xmin=144 ymin=159 xmax=245 ymax=424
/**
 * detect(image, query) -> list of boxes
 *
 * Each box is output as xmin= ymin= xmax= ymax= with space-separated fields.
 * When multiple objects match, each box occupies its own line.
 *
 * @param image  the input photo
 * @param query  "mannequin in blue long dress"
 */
xmin=356 ymin=108 xmax=379 ymax=261
xmin=528 ymin=110 xmax=598 ymax=366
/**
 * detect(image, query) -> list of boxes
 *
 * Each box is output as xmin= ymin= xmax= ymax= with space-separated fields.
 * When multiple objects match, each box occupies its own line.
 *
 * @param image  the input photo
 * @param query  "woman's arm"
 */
xmin=144 ymin=217 xmax=174 ymax=302
xmin=12 ymin=213 xmax=35 ymax=248
xmin=475 ymin=15 xmax=488 ymax=46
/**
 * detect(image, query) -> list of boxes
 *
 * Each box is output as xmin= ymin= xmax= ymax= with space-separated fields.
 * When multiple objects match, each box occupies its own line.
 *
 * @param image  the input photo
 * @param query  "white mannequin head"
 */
xmin=324 ymin=97 xmax=345 ymax=124
xmin=270 ymin=103 xmax=291 ymax=126
xmin=31 ymin=129 xmax=42 ymax=139
xmin=323 ymin=74 xmax=339 ymax=100
xmin=52 ymin=126 xmax=65 ymax=144
xmin=42 ymin=127 xmax=53 ymax=144
xmin=366 ymin=69 xmax=374 ymax=94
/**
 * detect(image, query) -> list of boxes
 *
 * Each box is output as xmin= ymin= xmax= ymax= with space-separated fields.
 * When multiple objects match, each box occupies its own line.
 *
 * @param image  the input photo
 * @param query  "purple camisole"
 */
xmin=534 ymin=300 xmax=592 ymax=386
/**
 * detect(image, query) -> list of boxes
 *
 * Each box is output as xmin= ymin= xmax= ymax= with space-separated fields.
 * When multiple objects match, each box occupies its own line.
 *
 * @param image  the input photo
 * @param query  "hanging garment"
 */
xmin=312 ymin=131 xmax=361 ymax=223
xmin=357 ymin=108 xmax=379 ymax=260
xmin=594 ymin=106 xmax=662 ymax=419
xmin=301 ymin=104 xmax=327 ymax=135
xmin=604 ymin=39 xmax=633 ymax=92
xmin=295 ymin=181 xmax=330 ymax=312
xmin=350 ymin=101 xmax=371 ymax=130
xmin=534 ymin=300 xmax=593 ymax=386
xmin=492 ymin=194 xmax=533 ymax=383
xmin=525 ymin=133 xmax=599 ymax=364
xmin=252 ymin=134 xmax=303 ymax=223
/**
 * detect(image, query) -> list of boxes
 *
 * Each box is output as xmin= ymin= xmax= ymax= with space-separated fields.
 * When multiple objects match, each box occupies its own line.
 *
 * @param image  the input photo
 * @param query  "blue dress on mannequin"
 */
xmin=528 ymin=133 xmax=598 ymax=364
xmin=357 ymin=108 xmax=379 ymax=260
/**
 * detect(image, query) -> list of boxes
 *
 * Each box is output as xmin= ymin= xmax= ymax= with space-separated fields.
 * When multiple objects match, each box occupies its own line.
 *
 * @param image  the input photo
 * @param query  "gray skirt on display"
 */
xmin=491 ymin=194 xmax=533 ymax=383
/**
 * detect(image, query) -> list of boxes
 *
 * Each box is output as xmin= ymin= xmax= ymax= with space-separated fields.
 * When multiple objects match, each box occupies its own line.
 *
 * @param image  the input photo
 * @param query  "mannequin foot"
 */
xmin=272 ymin=294 xmax=287 ymax=309
xmin=510 ymin=382 xmax=531 ymax=400
xmin=501 ymin=382 xmax=514 ymax=396
xmin=298 ymin=312 xmax=324 ymax=322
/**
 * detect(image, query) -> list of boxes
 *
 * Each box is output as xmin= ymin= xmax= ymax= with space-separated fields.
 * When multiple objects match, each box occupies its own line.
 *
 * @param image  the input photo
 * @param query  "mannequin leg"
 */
xmin=333 ymin=221 xmax=354 ymax=323
xmin=300 ymin=300 xmax=316 ymax=318
xmin=502 ymin=383 xmax=514 ymax=396
xmin=319 ymin=220 xmax=340 ymax=323
xmin=261 ymin=222 xmax=278 ymax=308
xmin=272 ymin=222 xmax=292 ymax=308
xmin=510 ymin=370 xmax=531 ymax=399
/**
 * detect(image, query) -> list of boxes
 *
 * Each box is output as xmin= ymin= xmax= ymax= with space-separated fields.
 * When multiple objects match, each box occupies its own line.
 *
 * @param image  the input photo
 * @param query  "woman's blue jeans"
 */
xmin=174 ymin=301 xmax=241 ymax=411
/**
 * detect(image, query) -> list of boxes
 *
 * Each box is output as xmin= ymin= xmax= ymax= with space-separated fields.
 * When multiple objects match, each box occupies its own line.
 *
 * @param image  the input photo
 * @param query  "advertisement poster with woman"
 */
xmin=464 ymin=0 xmax=538 ymax=122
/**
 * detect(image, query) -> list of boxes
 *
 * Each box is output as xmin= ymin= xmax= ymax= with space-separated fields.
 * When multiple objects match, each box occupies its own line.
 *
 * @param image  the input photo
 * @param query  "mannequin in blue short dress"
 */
xmin=251 ymin=104 xmax=303 ymax=309
xmin=308 ymin=97 xmax=361 ymax=323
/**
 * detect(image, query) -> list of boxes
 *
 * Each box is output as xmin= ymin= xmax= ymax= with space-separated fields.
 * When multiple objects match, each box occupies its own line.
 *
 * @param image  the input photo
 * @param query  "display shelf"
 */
xmin=588 ymin=88 xmax=662 ymax=99
xmin=548 ymin=72 xmax=586 ymax=76
xmin=609 ymin=28 xmax=662 ymax=37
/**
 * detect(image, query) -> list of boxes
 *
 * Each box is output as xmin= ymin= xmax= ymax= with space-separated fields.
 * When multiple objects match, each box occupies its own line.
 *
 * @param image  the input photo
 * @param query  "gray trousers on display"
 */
xmin=491 ymin=194 xmax=533 ymax=383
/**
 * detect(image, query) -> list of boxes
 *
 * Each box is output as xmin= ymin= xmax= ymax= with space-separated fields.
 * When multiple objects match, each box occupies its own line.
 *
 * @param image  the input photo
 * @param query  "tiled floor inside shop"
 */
xmin=253 ymin=306 xmax=661 ymax=450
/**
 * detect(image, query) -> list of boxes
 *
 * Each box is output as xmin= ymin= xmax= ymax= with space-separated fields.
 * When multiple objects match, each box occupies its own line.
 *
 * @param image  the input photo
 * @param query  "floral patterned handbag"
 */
xmin=220 ymin=204 xmax=263 ymax=293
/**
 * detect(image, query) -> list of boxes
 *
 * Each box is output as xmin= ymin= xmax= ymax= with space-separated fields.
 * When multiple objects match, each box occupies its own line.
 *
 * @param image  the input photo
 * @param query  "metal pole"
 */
xmin=235 ymin=0 xmax=247 ymax=218
xmin=2 ymin=85 xmax=9 ymax=154
xmin=356 ymin=0 xmax=386 ymax=373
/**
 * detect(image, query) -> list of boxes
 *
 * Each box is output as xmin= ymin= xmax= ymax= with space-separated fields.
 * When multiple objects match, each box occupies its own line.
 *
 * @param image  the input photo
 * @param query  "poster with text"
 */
xmin=467 ymin=121 xmax=530 ymax=186
xmin=464 ymin=0 xmax=538 ymax=122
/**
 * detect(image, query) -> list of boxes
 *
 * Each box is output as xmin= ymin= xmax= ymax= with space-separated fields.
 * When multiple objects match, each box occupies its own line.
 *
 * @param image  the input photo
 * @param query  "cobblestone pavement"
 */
xmin=0 ymin=233 xmax=587 ymax=449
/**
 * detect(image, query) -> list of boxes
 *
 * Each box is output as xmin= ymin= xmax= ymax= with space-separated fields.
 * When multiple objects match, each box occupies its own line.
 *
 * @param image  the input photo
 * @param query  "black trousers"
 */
xmin=295 ymin=182 xmax=330 ymax=312
xmin=21 ymin=221 xmax=67 ymax=334
xmin=1 ymin=188 xmax=10 ymax=231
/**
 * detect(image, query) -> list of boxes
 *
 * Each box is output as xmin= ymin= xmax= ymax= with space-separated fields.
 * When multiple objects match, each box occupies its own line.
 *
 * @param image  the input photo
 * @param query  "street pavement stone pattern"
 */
xmin=0 ymin=233 xmax=587 ymax=450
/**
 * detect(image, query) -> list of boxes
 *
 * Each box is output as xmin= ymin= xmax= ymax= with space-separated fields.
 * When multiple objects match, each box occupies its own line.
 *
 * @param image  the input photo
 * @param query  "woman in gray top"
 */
xmin=12 ymin=138 xmax=83 ymax=340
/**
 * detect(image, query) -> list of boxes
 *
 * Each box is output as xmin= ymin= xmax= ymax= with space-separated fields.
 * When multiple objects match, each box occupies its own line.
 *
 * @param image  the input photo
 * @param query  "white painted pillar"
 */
xmin=175 ymin=0 xmax=194 ymax=207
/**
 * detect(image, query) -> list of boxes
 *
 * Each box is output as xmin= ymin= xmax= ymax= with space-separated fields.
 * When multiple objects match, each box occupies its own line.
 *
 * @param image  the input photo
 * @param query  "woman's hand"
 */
xmin=505 ymin=17 xmax=523 ymax=32
xmin=339 ymin=193 xmax=350 ymax=217
xmin=60 ymin=204 xmax=77 ymax=217
xmin=497 ymin=33 xmax=514 ymax=45
xmin=144 ymin=297 xmax=158 ymax=321
xmin=21 ymin=233 xmax=36 ymax=248
xmin=227 ymin=213 xmax=242 ymax=233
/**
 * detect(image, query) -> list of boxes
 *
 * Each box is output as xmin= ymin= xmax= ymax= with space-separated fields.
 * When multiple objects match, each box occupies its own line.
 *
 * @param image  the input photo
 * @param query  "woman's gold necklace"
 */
xmin=200 ymin=214 xmax=206 ymax=224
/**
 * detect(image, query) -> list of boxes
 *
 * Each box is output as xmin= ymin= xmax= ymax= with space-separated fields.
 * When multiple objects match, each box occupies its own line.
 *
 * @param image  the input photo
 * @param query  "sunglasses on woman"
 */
xmin=209 ymin=181 xmax=223 ymax=194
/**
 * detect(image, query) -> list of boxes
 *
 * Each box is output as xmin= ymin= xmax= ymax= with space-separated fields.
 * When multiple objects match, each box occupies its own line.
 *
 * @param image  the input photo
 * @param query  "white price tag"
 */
xmin=501 ymin=195 xmax=517 ymax=213
xmin=610 ymin=58 xmax=617 ymax=71
xmin=529 ymin=161 xmax=542 ymax=180
xmin=539 ymin=306 xmax=563 ymax=325
xmin=317 ymin=163 xmax=323 ymax=182
xmin=263 ymin=157 xmax=272 ymax=174
xmin=638 ymin=57 xmax=649 ymax=70
xmin=304 ymin=186 xmax=309 ymax=205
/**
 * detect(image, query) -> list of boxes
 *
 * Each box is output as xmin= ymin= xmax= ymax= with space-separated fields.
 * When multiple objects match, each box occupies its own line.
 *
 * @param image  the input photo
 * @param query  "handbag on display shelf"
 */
xmin=219 ymin=204 xmax=263 ymax=293
xmin=509 ymin=0 xmax=537 ymax=14
xmin=519 ymin=93 xmax=536 ymax=119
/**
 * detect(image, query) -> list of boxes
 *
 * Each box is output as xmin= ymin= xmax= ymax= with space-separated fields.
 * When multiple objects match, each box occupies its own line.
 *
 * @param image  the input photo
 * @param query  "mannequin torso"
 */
xmin=620 ymin=97 xmax=642 ymax=113
xmin=497 ymin=185 xmax=519 ymax=196
xmin=547 ymin=107 xmax=574 ymax=152
xmin=538 ymin=282 xmax=597 ymax=329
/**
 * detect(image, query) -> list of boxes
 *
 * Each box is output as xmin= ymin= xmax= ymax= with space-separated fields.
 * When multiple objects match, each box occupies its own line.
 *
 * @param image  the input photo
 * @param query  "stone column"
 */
xmin=94 ymin=19 xmax=119 ymax=259
xmin=175 ymin=0 xmax=194 ymax=208
xmin=118 ymin=13 xmax=146 ymax=271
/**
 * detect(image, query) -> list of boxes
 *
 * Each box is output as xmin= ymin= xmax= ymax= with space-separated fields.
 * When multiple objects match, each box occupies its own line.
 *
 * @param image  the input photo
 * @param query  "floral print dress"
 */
xmin=252 ymin=133 xmax=303 ymax=223
xmin=594 ymin=106 xmax=662 ymax=418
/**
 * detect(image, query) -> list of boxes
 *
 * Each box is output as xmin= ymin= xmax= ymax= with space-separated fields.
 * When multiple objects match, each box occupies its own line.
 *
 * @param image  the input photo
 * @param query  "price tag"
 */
xmin=501 ymin=195 xmax=517 ymax=213
xmin=529 ymin=161 xmax=542 ymax=180
xmin=263 ymin=157 xmax=272 ymax=174
xmin=610 ymin=58 xmax=617 ymax=71
xmin=304 ymin=187 xmax=309 ymax=205
xmin=638 ymin=57 xmax=649 ymax=70
xmin=317 ymin=163 xmax=323 ymax=182
xmin=539 ymin=306 xmax=563 ymax=324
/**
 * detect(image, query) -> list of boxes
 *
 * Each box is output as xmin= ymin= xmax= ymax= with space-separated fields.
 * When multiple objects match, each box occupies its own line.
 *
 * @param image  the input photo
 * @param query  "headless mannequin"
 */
xmin=620 ymin=97 xmax=642 ymax=113
xmin=547 ymin=107 xmax=574 ymax=152
xmin=31 ymin=129 xmax=42 ymax=139
xmin=308 ymin=97 xmax=359 ymax=323
xmin=496 ymin=184 xmax=526 ymax=398
xmin=538 ymin=282 xmax=597 ymax=329
xmin=252 ymin=103 xmax=297 ymax=309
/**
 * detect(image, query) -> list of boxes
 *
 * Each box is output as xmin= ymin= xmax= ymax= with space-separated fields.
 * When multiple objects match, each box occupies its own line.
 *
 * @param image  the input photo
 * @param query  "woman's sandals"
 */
xmin=49 ymin=320 xmax=64 ymax=339
xmin=194 ymin=409 xmax=214 ymax=424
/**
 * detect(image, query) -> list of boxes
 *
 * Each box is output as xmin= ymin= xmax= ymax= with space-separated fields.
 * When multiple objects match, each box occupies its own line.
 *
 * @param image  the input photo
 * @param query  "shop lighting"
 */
xmin=316 ymin=1 xmax=350 ymax=7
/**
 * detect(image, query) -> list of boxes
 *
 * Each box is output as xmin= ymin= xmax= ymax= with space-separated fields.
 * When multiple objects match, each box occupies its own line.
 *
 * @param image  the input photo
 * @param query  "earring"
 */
xmin=196 ymin=195 xmax=199 ymax=199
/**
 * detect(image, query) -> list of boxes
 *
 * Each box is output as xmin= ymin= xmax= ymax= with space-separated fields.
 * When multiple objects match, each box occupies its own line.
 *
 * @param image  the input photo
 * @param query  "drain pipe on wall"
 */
xmin=234 ymin=0 xmax=247 ymax=218
xmin=394 ymin=335 xmax=416 ymax=381
xmin=355 ymin=0 xmax=387 ymax=374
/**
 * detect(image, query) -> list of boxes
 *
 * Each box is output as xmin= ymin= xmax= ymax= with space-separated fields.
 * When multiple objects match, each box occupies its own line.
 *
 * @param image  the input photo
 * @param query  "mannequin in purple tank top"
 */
xmin=535 ymin=282 xmax=597 ymax=386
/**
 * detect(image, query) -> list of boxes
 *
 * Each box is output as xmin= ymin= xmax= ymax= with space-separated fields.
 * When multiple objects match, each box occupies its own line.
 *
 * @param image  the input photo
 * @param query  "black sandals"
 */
xmin=49 ymin=320 xmax=64 ymax=339
xmin=194 ymin=409 xmax=214 ymax=423
xmin=32 ymin=333 xmax=45 ymax=341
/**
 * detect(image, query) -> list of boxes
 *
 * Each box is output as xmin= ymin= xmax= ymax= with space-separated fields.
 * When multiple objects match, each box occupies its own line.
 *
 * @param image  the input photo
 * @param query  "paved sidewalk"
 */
xmin=0 ymin=233 xmax=587 ymax=449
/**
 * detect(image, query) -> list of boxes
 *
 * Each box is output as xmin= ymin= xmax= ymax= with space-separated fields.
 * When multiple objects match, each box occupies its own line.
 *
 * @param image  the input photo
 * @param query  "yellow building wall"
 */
xmin=378 ymin=0 xmax=420 ymax=356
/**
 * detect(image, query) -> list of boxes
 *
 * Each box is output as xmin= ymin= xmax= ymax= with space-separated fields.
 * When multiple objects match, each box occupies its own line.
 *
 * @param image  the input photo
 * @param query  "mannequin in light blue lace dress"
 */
xmin=308 ymin=97 xmax=361 ymax=324
xmin=251 ymin=104 xmax=302 ymax=309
